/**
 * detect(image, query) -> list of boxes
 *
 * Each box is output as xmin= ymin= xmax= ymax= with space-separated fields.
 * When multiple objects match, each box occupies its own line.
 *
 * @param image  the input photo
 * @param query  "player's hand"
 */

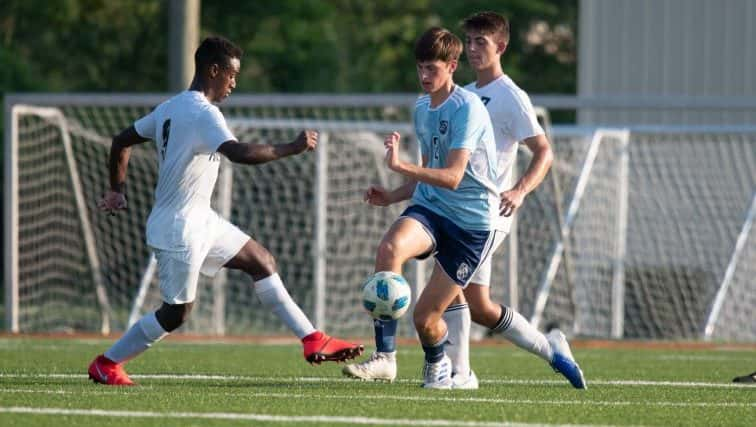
xmin=364 ymin=185 xmax=393 ymax=206
xmin=384 ymin=131 xmax=402 ymax=171
xmin=499 ymin=188 xmax=525 ymax=217
xmin=97 ymin=190 xmax=127 ymax=215
xmin=293 ymin=130 xmax=318 ymax=153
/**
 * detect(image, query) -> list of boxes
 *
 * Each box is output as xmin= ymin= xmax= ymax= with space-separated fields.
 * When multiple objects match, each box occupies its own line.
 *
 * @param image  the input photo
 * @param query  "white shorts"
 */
xmin=152 ymin=212 xmax=250 ymax=304
xmin=467 ymin=230 xmax=507 ymax=286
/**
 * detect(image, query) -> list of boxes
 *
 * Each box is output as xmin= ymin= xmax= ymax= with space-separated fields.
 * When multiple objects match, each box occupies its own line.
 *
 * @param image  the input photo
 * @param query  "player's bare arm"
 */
xmin=218 ymin=130 xmax=317 ymax=165
xmin=384 ymin=131 xmax=469 ymax=190
xmin=499 ymin=133 xmax=553 ymax=216
xmin=98 ymin=125 xmax=149 ymax=213
xmin=365 ymin=180 xmax=417 ymax=206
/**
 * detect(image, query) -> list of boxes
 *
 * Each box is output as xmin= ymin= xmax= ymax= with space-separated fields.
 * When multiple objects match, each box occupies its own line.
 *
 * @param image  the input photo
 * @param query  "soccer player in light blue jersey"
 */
xmin=343 ymin=27 xmax=500 ymax=389
xmin=441 ymin=11 xmax=585 ymax=390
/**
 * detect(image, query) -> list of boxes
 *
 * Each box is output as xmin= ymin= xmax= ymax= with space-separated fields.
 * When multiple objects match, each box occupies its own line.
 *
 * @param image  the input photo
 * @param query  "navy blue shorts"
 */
xmin=399 ymin=205 xmax=497 ymax=287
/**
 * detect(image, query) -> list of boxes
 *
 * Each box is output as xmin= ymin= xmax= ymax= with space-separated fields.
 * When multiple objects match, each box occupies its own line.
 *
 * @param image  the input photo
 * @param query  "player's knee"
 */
xmin=155 ymin=302 xmax=194 ymax=332
xmin=376 ymin=240 xmax=399 ymax=264
xmin=237 ymin=245 xmax=277 ymax=280
xmin=413 ymin=311 xmax=435 ymax=338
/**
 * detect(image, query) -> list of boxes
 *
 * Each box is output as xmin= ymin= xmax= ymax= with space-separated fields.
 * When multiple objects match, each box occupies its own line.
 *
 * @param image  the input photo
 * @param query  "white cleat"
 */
xmin=451 ymin=370 xmax=479 ymax=390
xmin=546 ymin=329 xmax=587 ymax=389
xmin=342 ymin=351 xmax=397 ymax=382
xmin=421 ymin=355 xmax=453 ymax=389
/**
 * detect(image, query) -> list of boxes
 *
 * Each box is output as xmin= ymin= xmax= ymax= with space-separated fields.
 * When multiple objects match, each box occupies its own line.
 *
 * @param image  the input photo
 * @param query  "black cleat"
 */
xmin=732 ymin=371 xmax=756 ymax=384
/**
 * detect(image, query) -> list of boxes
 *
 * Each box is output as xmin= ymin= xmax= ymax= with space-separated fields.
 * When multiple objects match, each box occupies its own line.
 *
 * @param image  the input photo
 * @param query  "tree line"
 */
xmin=0 ymin=0 xmax=576 ymax=94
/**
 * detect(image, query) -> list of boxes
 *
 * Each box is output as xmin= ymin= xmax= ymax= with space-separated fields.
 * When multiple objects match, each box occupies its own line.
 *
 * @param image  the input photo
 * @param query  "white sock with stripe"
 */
xmin=493 ymin=304 xmax=553 ymax=362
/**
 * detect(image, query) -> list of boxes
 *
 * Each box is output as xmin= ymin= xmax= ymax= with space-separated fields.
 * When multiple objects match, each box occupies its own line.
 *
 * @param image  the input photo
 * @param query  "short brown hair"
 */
xmin=462 ymin=11 xmax=510 ymax=45
xmin=414 ymin=27 xmax=463 ymax=63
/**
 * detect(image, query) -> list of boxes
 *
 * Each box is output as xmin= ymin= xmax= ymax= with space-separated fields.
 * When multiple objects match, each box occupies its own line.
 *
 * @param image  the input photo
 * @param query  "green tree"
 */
xmin=1 ymin=0 xmax=576 ymax=94
xmin=0 ymin=0 xmax=166 ymax=93
xmin=202 ymin=0 xmax=577 ymax=94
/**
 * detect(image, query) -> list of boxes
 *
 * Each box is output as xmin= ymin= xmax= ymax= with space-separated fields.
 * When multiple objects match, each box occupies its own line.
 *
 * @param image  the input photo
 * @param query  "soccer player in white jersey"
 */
xmin=88 ymin=36 xmax=363 ymax=385
xmin=344 ymin=13 xmax=586 ymax=390
xmin=441 ymin=11 xmax=585 ymax=390
xmin=344 ymin=27 xmax=500 ymax=389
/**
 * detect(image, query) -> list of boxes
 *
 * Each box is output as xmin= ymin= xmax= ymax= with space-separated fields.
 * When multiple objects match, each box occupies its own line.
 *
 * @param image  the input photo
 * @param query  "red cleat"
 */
xmin=88 ymin=354 xmax=135 ymax=386
xmin=302 ymin=331 xmax=364 ymax=365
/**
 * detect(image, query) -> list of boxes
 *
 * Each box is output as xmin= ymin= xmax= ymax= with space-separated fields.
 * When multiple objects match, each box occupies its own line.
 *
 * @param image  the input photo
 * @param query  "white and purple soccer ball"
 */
xmin=361 ymin=271 xmax=412 ymax=321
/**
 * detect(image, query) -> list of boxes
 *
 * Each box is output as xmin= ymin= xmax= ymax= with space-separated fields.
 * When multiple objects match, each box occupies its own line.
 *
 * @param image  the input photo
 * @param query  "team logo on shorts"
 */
xmin=456 ymin=262 xmax=470 ymax=282
xmin=439 ymin=120 xmax=448 ymax=134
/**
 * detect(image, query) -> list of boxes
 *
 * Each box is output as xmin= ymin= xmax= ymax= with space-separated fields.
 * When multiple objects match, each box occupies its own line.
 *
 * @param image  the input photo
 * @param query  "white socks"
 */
xmin=103 ymin=273 xmax=315 ymax=365
xmin=495 ymin=305 xmax=553 ymax=362
xmin=104 ymin=312 xmax=168 ymax=363
xmin=443 ymin=303 xmax=471 ymax=376
xmin=255 ymin=273 xmax=316 ymax=339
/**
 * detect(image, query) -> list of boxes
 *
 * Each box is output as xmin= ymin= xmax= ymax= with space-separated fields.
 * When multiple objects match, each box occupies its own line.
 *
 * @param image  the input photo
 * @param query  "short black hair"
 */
xmin=194 ymin=36 xmax=243 ymax=73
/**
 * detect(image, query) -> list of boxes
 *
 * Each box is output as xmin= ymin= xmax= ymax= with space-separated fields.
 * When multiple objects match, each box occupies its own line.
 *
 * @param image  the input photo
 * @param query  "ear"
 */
xmin=497 ymin=40 xmax=508 ymax=55
xmin=208 ymin=63 xmax=220 ymax=78
xmin=448 ymin=59 xmax=458 ymax=73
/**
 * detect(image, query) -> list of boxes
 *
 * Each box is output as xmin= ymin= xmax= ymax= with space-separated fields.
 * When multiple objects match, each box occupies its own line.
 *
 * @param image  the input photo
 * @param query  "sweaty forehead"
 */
xmin=417 ymin=60 xmax=447 ymax=67
xmin=227 ymin=57 xmax=241 ymax=72
xmin=466 ymin=30 xmax=494 ymax=41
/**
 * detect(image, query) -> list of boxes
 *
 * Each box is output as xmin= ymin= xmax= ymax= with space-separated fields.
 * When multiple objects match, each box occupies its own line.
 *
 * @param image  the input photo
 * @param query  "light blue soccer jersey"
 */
xmin=411 ymin=85 xmax=499 ymax=231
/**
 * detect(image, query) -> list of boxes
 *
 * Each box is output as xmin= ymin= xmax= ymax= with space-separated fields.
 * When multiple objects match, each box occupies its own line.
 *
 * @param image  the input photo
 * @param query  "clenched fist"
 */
xmin=384 ymin=131 xmax=402 ymax=171
xmin=97 ymin=190 xmax=127 ymax=215
xmin=293 ymin=130 xmax=318 ymax=153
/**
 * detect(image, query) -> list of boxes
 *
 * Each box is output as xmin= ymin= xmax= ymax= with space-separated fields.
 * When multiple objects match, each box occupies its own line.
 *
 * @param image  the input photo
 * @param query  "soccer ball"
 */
xmin=361 ymin=271 xmax=412 ymax=320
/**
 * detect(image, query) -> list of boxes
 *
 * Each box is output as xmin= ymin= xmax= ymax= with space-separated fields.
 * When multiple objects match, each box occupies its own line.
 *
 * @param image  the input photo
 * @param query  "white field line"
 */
xmin=652 ymin=354 xmax=754 ymax=361
xmin=0 ymin=388 xmax=753 ymax=408
xmin=0 ymin=373 xmax=751 ymax=389
xmin=0 ymin=406 xmax=614 ymax=427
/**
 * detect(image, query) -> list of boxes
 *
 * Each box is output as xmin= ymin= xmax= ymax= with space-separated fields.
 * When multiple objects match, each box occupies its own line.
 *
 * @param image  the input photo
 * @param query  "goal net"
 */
xmin=5 ymin=95 xmax=422 ymax=337
xmin=520 ymin=126 xmax=756 ymax=341
xmin=5 ymin=95 xmax=755 ymax=342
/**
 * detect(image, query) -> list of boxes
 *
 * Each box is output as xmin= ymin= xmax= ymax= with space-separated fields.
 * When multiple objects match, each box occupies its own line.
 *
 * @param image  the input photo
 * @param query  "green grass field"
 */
xmin=0 ymin=336 xmax=753 ymax=426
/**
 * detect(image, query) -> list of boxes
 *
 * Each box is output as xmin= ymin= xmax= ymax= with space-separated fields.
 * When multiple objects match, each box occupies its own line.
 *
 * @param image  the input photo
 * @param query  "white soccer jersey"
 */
xmin=464 ymin=75 xmax=544 ymax=232
xmin=134 ymin=90 xmax=236 ymax=251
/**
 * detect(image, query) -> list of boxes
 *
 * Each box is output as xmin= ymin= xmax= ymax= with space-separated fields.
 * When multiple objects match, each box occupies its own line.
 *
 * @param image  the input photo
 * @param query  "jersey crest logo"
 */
xmin=439 ymin=120 xmax=448 ymax=134
xmin=481 ymin=96 xmax=491 ymax=105
xmin=456 ymin=262 xmax=470 ymax=282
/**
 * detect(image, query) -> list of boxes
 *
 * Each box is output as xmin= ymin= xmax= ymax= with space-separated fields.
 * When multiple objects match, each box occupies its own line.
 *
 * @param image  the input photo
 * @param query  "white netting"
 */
xmin=484 ymin=130 xmax=630 ymax=339
xmin=521 ymin=128 xmax=756 ymax=340
xmin=709 ymin=198 xmax=755 ymax=341
xmin=7 ymin=98 xmax=428 ymax=337
xmin=6 ymin=96 xmax=755 ymax=341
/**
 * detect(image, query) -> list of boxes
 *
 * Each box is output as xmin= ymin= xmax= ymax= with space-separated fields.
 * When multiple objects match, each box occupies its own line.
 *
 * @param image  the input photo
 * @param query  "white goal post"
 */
xmin=5 ymin=94 xmax=755 ymax=342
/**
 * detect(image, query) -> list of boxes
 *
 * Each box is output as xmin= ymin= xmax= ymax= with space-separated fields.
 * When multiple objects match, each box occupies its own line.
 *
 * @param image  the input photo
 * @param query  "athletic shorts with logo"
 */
xmin=400 ymin=204 xmax=499 ymax=287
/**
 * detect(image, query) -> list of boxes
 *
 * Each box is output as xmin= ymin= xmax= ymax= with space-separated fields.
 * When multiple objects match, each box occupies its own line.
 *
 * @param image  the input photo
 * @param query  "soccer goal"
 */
xmin=5 ymin=94 xmax=755 ymax=341
xmin=523 ymin=125 xmax=756 ymax=341
xmin=4 ymin=94 xmax=424 ymax=337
